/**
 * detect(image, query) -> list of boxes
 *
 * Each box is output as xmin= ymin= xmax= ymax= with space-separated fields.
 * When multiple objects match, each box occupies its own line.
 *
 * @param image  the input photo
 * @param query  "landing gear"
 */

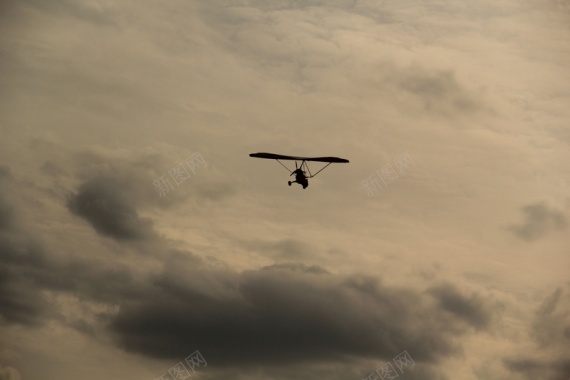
xmin=288 ymin=180 xmax=308 ymax=189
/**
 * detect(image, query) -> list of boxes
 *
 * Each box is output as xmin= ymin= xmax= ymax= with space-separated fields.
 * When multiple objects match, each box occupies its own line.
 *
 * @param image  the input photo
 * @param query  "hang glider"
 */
xmin=249 ymin=152 xmax=349 ymax=189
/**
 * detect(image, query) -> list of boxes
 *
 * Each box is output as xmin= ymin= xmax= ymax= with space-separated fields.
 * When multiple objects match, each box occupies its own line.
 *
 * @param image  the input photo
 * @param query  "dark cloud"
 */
xmin=394 ymin=68 xmax=483 ymax=117
xmin=0 ymin=170 xmax=51 ymax=326
xmin=40 ymin=161 xmax=66 ymax=177
xmin=70 ymin=149 xmax=236 ymax=208
xmin=0 ymin=266 xmax=50 ymax=326
xmin=0 ymin=215 xmax=150 ymax=326
xmin=0 ymin=151 xmax=232 ymax=330
xmin=531 ymin=288 xmax=564 ymax=346
xmin=0 ymin=235 xmax=52 ymax=326
xmin=66 ymin=176 xmax=156 ymax=241
xmin=0 ymin=237 xmax=169 ymax=329
xmin=197 ymin=360 xmax=449 ymax=380
xmin=503 ymin=358 xmax=570 ymax=380
xmin=189 ymin=178 xmax=238 ymax=202
xmin=110 ymin=263 xmax=493 ymax=369
xmin=0 ymin=197 xmax=13 ymax=231
xmin=503 ymin=287 xmax=570 ymax=380
xmin=427 ymin=283 xmax=493 ymax=330
xmin=509 ymin=203 xmax=567 ymax=241
xmin=240 ymin=238 xmax=315 ymax=260
xmin=0 ymin=366 xmax=21 ymax=380
xmin=0 ymin=166 xmax=11 ymax=180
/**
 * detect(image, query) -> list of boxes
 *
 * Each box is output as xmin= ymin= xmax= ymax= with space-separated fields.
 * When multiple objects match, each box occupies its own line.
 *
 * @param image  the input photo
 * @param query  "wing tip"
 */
xmin=249 ymin=152 xmax=270 ymax=158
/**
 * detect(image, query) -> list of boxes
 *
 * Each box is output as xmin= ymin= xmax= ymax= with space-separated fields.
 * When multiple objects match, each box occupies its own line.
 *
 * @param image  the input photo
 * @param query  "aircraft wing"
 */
xmin=249 ymin=152 xmax=349 ymax=163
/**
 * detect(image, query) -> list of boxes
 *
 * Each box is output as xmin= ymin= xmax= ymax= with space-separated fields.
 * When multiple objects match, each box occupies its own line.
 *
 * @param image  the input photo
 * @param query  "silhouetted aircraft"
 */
xmin=249 ymin=152 xmax=349 ymax=189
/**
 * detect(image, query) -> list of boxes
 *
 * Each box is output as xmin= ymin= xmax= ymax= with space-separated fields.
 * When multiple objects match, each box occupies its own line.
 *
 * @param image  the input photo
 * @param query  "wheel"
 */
xmin=288 ymin=181 xmax=292 ymax=186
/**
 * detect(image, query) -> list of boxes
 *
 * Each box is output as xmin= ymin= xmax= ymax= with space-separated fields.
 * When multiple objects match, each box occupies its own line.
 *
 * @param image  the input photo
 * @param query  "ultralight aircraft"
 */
xmin=249 ymin=152 xmax=349 ymax=189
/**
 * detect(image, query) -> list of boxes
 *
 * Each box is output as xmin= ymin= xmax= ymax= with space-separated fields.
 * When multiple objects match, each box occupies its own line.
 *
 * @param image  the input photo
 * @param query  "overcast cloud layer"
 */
xmin=1 ymin=1 xmax=569 ymax=379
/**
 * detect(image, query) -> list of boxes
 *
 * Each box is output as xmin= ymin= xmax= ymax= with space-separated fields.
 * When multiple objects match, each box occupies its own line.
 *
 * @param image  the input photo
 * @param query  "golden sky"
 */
xmin=0 ymin=1 xmax=569 ymax=379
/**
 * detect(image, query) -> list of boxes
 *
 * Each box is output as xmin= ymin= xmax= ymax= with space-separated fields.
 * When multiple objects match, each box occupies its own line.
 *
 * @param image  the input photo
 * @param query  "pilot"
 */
xmin=289 ymin=168 xmax=309 ymax=189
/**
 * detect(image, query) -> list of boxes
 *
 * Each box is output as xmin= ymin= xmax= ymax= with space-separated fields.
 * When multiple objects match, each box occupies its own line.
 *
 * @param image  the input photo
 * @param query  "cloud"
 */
xmin=0 ymin=186 xmax=146 ymax=326
xmin=198 ymin=361 xmax=449 ymax=380
xmin=509 ymin=203 xmax=567 ymax=241
xmin=1 ymin=0 xmax=568 ymax=378
xmin=0 ymin=226 xmax=186 ymax=328
xmin=392 ymin=67 xmax=484 ymax=117
xmin=211 ymin=2 xmax=488 ymax=119
xmin=503 ymin=358 xmax=570 ymax=380
xmin=0 ymin=176 xmax=53 ymax=326
xmin=427 ymin=283 xmax=493 ymax=330
xmin=0 ymin=269 xmax=49 ymax=326
xmin=0 ymin=197 xmax=13 ymax=231
xmin=0 ymin=366 xmax=21 ymax=380
xmin=0 ymin=234 xmax=52 ymax=326
xmin=503 ymin=287 xmax=570 ymax=380
xmin=68 ymin=148 xmax=236 ymax=208
xmin=239 ymin=238 xmax=315 ymax=260
xmin=531 ymin=288 xmax=567 ymax=346
xmin=66 ymin=176 xmax=157 ymax=241
xmin=109 ymin=263 xmax=494 ymax=369
xmin=0 ymin=166 xmax=10 ymax=180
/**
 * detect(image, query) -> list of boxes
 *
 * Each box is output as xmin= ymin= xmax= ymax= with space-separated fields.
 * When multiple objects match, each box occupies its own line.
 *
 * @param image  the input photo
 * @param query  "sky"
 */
xmin=0 ymin=0 xmax=569 ymax=379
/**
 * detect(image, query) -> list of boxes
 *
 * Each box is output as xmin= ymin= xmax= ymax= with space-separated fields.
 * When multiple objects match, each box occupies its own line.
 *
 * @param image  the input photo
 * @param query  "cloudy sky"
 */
xmin=1 ymin=0 xmax=569 ymax=379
